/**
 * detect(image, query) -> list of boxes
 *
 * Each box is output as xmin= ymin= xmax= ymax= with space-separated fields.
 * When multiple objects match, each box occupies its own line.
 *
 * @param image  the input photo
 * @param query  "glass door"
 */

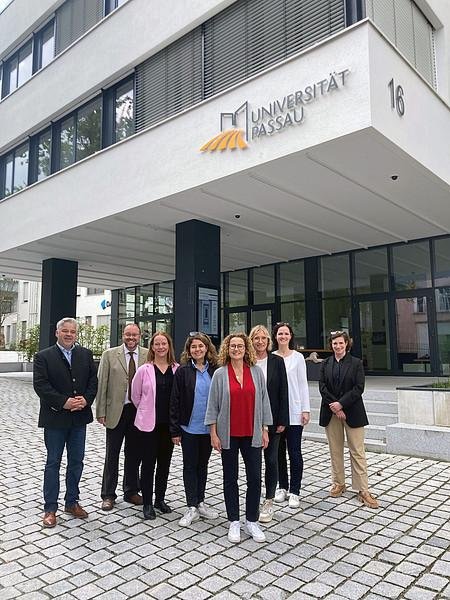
xmin=394 ymin=293 xmax=434 ymax=374
xmin=356 ymin=298 xmax=391 ymax=371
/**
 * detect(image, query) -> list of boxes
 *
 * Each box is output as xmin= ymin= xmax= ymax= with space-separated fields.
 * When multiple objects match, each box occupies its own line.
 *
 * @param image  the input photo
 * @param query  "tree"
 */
xmin=0 ymin=277 xmax=18 ymax=328
xmin=18 ymin=324 xmax=40 ymax=362
xmin=76 ymin=321 xmax=110 ymax=359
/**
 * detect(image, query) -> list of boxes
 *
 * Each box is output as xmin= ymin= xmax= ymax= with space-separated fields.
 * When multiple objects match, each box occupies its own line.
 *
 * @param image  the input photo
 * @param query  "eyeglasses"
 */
xmin=330 ymin=330 xmax=344 ymax=336
xmin=276 ymin=322 xmax=290 ymax=326
xmin=229 ymin=344 xmax=245 ymax=350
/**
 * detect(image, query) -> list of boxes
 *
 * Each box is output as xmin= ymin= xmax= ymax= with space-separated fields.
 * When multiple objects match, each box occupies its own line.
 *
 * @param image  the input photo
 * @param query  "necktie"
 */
xmin=128 ymin=352 xmax=136 ymax=402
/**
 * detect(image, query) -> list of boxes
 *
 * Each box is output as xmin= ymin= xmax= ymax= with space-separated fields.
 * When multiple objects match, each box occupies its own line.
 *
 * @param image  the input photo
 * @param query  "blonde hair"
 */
xmin=249 ymin=324 xmax=272 ymax=352
xmin=147 ymin=331 xmax=176 ymax=366
xmin=218 ymin=333 xmax=256 ymax=366
xmin=180 ymin=332 xmax=218 ymax=366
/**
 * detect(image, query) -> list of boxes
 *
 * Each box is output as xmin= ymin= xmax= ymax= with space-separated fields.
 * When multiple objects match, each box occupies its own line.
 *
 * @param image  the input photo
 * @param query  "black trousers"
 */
xmin=139 ymin=423 xmax=174 ymax=505
xmin=221 ymin=436 xmax=262 ymax=522
xmin=101 ymin=403 xmax=141 ymax=500
xmin=263 ymin=430 xmax=281 ymax=500
xmin=181 ymin=430 xmax=212 ymax=507
xmin=278 ymin=425 xmax=304 ymax=495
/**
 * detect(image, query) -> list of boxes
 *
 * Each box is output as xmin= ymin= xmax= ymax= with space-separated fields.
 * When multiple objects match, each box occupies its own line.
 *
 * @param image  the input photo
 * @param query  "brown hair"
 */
xmin=249 ymin=325 xmax=273 ymax=352
xmin=180 ymin=332 xmax=218 ymax=366
xmin=328 ymin=330 xmax=353 ymax=351
xmin=218 ymin=333 xmax=256 ymax=366
xmin=147 ymin=331 xmax=176 ymax=366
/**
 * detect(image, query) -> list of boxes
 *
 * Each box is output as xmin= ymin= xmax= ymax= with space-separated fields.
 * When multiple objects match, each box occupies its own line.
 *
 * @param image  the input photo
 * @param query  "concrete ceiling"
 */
xmin=0 ymin=127 xmax=449 ymax=289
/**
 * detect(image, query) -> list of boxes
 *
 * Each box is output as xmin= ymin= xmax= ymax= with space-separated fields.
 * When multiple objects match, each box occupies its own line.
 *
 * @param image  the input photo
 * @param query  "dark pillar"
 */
xmin=304 ymin=257 xmax=322 ymax=348
xmin=39 ymin=258 xmax=78 ymax=350
xmin=174 ymin=220 xmax=221 ymax=356
xmin=110 ymin=289 xmax=120 ymax=347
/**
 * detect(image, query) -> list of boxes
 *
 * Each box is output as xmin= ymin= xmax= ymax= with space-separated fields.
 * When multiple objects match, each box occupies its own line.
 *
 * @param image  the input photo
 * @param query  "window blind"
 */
xmin=366 ymin=0 xmax=435 ymax=87
xmin=204 ymin=0 xmax=345 ymax=98
xmin=55 ymin=0 xmax=103 ymax=55
xmin=135 ymin=27 xmax=203 ymax=132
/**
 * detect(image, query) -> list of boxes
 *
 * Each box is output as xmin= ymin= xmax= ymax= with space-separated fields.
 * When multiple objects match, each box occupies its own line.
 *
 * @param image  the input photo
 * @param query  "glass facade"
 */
xmin=114 ymin=235 xmax=450 ymax=375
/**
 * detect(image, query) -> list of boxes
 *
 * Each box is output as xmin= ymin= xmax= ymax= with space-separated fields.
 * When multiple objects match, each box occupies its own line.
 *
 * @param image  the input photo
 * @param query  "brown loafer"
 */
xmin=358 ymin=491 xmax=379 ymax=509
xmin=101 ymin=498 xmax=115 ymax=511
xmin=43 ymin=511 xmax=56 ymax=528
xmin=330 ymin=483 xmax=346 ymax=498
xmin=65 ymin=503 xmax=88 ymax=518
xmin=124 ymin=493 xmax=143 ymax=506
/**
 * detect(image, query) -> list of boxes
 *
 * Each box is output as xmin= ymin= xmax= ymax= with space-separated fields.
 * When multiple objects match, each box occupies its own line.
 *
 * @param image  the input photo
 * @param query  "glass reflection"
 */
xmin=279 ymin=261 xmax=304 ymax=302
xmin=395 ymin=296 xmax=430 ymax=373
xmin=226 ymin=271 xmax=248 ymax=307
xmin=17 ymin=42 xmax=32 ymax=86
xmin=4 ymin=155 xmax=13 ymax=196
xmin=434 ymin=238 xmax=450 ymax=287
xmin=436 ymin=288 xmax=450 ymax=375
xmin=115 ymin=81 xmax=134 ymax=141
xmin=13 ymin=144 xmax=29 ymax=193
xmin=392 ymin=242 xmax=431 ymax=290
xmin=40 ymin=23 xmax=55 ymax=68
xmin=354 ymin=248 xmax=388 ymax=294
xmin=253 ymin=265 xmax=274 ymax=304
xmin=76 ymin=98 xmax=102 ymax=160
xmin=60 ymin=116 xmax=75 ymax=168
xmin=37 ymin=130 xmax=51 ymax=181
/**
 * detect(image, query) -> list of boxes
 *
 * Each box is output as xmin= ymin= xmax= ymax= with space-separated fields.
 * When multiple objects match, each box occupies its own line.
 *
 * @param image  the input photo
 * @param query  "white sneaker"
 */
xmin=228 ymin=521 xmax=241 ymax=543
xmin=245 ymin=520 xmax=266 ymax=543
xmin=274 ymin=488 xmax=288 ymax=503
xmin=259 ymin=499 xmax=274 ymax=523
xmin=179 ymin=506 xmax=200 ymax=527
xmin=288 ymin=493 xmax=300 ymax=509
xmin=198 ymin=502 xmax=219 ymax=520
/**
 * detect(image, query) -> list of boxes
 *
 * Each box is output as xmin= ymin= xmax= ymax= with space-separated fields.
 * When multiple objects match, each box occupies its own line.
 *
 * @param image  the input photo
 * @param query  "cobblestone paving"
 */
xmin=0 ymin=376 xmax=449 ymax=599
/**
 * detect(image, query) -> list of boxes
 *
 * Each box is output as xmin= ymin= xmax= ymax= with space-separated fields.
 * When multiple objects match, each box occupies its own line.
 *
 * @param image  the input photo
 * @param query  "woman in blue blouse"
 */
xmin=170 ymin=332 xmax=219 ymax=527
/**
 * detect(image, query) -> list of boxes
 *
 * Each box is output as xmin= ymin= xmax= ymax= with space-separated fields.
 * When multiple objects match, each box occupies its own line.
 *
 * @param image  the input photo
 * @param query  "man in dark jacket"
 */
xmin=33 ymin=317 xmax=98 ymax=528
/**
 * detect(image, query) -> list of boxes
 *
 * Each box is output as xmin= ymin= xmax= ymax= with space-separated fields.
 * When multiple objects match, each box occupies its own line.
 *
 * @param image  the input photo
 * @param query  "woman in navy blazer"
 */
xmin=170 ymin=332 xmax=219 ymax=527
xmin=319 ymin=331 xmax=379 ymax=509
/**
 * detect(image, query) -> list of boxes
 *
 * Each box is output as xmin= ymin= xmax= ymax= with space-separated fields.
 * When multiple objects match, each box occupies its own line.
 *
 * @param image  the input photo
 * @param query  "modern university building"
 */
xmin=0 ymin=0 xmax=449 ymax=376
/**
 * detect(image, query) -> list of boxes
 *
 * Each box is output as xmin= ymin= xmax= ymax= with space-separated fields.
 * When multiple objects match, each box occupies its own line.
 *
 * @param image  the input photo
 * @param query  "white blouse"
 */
xmin=273 ymin=350 xmax=310 ymax=424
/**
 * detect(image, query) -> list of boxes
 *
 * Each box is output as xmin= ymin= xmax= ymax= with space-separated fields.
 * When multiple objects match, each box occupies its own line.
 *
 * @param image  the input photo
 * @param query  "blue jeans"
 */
xmin=278 ymin=425 xmax=304 ymax=496
xmin=43 ymin=426 xmax=86 ymax=512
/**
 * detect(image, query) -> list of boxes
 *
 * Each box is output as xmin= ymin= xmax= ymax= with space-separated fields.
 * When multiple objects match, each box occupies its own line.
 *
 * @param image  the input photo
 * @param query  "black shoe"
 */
xmin=143 ymin=504 xmax=156 ymax=520
xmin=154 ymin=500 xmax=172 ymax=514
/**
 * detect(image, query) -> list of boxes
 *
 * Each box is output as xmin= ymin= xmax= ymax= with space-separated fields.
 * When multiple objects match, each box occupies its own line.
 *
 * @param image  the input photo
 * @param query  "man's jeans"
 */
xmin=43 ymin=426 xmax=86 ymax=512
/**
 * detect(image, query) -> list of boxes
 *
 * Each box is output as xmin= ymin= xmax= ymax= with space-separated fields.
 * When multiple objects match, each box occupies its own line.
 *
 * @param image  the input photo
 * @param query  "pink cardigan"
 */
xmin=131 ymin=362 xmax=179 ymax=432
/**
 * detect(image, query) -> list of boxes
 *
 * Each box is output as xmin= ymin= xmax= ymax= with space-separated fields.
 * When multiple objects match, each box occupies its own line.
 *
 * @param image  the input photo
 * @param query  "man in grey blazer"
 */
xmin=96 ymin=323 xmax=148 ymax=510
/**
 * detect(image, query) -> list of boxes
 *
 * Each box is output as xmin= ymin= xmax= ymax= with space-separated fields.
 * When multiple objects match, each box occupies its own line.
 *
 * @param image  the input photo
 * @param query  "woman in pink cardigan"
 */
xmin=132 ymin=331 xmax=179 ymax=520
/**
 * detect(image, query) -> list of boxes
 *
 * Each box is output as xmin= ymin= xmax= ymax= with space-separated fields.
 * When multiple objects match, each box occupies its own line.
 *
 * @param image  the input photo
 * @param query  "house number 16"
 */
xmin=388 ymin=78 xmax=405 ymax=116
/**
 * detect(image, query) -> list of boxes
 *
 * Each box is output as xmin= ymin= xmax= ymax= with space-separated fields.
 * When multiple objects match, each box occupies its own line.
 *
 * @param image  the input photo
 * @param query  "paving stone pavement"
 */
xmin=0 ymin=376 xmax=449 ymax=600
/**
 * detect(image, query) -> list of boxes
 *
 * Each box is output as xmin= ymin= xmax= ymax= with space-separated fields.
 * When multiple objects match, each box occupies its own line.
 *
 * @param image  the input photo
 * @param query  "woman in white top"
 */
xmin=272 ymin=322 xmax=310 ymax=508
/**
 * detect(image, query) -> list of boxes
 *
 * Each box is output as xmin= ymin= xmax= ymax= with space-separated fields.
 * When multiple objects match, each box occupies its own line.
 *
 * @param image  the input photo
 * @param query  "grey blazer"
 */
xmin=205 ymin=365 xmax=272 ymax=449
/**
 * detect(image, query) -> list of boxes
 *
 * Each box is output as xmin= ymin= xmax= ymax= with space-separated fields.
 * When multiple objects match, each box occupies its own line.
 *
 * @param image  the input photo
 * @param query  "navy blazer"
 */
xmin=318 ymin=352 xmax=368 ymax=429
xmin=266 ymin=353 xmax=289 ymax=431
xmin=169 ymin=362 xmax=217 ymax=438
xmin=33 ymin=344 xmax=98 ymax=428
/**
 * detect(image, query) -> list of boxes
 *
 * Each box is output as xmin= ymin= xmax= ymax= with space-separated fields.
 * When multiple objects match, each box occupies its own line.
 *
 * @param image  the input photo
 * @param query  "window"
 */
xmin=58 ymin=96 xmax=102 ymax=170
xmin=17 ymin=42 xmax=33 ymax=87
xmin=37 ymin=129 xmax=52 ymax=181
xmin=20 ymin=321 xmax=27 ymax=340
xmin=1 ymin=143 xmax=29 ymax=198
xmin=392 ymin=241 xmax=431 ymax=290
xmin=252 ymin=265 xmax=275 ymax=304
xmin=76 ymin=97 xmax=102 ymax=160
xmin=225 ymin=271 xmax=248 ymax=308
xmin=353 ymin=248 xmax=389 ymax=294
xmin=105 ymin=0 xmax=128 ymax=14
xmin=22 ymin=282 xmax=29 ymax=302
xmin=434 ymin=238 xmax=450 ymax=287
xmin=115 ymin=79 xmax=134 ymax=142
xmin=36 ymin=20 xmax=55 ymax=70
xmin=86 ymin=287 xmax=104 ymax=295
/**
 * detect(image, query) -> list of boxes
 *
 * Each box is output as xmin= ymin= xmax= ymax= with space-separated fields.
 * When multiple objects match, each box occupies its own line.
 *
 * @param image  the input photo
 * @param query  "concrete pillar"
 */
xmin=174 ymin=220 xmax=221 ymax=355
xmin=39 ymin=258 xmax=78 ymax=349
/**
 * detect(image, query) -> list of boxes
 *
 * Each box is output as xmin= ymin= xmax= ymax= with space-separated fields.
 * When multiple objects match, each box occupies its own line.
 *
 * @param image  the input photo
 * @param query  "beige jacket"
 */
xmin=95 ymin=344 xmax=148 ymax=429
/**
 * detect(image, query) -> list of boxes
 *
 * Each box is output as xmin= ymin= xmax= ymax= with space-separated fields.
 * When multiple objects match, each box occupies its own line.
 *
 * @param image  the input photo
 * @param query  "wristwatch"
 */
xmin=262 ymin=426 xmax=269 ymax=432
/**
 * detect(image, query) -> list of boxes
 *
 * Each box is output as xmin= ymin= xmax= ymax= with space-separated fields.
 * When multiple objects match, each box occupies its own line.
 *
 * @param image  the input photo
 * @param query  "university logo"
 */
xmin=200 ymin=102 xmax=249 ymax=152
